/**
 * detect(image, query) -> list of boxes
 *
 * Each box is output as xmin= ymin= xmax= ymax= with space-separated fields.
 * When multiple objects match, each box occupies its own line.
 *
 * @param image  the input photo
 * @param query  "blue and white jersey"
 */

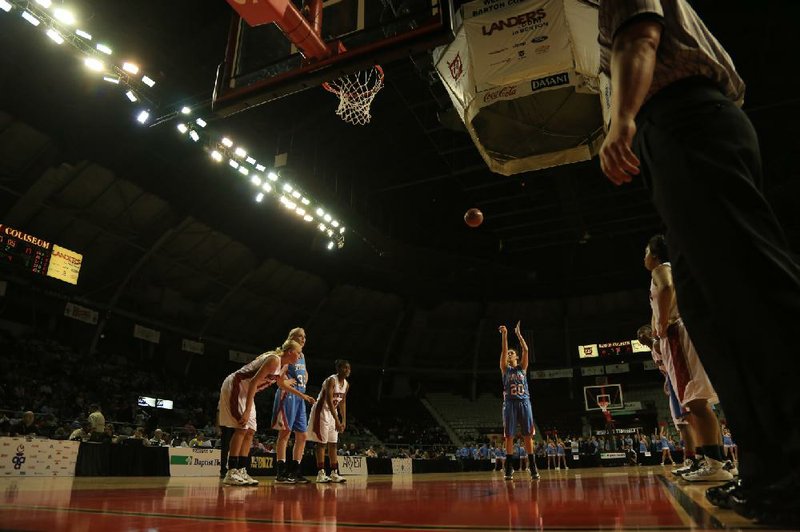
xmin=495 ymin=447 xmax=506 ymax=458
xmin=503 ymin=365 xmax=530 ymax=401
xmin=286 ymin=354 xmax=307 ymax=393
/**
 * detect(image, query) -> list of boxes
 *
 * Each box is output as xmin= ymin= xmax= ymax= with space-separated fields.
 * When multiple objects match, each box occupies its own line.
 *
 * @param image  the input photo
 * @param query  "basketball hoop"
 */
xmin=322 ymin=65 xmax=384 ymax=126
xmin=598 ymin=400 xmax=609 ymax=414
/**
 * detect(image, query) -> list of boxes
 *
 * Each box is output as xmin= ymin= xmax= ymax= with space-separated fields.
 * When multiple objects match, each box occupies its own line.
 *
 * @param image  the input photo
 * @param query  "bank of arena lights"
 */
xmin=4 ymin=0 xmax=158 ymax=111
xmin=3 ymin=0 xmax=346 ymax=250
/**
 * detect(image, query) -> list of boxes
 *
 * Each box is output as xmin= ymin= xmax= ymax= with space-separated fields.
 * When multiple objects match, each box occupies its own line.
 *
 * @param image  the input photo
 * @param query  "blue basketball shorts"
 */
xmin=666 ymin=375 xmax=688 ymax=428
xmin=502 ymin=400 xmax=533 ymax=438
xmin=271 ymin=391 xmax=308 ymax=432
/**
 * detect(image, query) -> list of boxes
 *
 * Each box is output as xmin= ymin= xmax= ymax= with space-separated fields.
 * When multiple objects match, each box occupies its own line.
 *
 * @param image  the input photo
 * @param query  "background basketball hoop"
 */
xmin=322 ymin=65 xmax=384 ymax=126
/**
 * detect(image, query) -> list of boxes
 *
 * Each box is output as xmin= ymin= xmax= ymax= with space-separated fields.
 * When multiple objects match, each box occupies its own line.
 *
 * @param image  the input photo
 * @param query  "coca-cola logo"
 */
xmin=483 ymin=85 xmax=517 ymax=103
xmin=482 ymin=9 xmax=546 ymax=36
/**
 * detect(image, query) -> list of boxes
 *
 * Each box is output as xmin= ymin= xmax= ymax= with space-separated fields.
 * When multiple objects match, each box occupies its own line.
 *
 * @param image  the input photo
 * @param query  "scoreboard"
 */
xmin=0 ymin=224 xmax=83 ymax=285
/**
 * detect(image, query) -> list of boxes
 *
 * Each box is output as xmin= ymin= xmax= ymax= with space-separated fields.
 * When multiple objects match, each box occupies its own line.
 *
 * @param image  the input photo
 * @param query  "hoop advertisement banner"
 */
xmin=0 ymin=437 xmax=79 ymax=476
xmin=339 ymin=455 xmax=368 ymax=476
xmin=168 ymin=448 xmax=222 ymax=477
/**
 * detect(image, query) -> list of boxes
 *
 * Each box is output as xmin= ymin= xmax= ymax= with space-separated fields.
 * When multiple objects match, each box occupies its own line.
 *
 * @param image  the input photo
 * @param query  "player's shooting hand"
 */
xmin=498 ymin=325 xmax=507 ymax=335
xmin=514 ymin=321 xmax=522 ymax=337
xmin=600 ymin=117 xmax=640 ymax=186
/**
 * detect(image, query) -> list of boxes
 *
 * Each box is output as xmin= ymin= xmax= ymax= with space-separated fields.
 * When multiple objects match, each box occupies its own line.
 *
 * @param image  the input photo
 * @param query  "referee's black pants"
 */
xmin=633 ymin=78 xmax=800 ymax=487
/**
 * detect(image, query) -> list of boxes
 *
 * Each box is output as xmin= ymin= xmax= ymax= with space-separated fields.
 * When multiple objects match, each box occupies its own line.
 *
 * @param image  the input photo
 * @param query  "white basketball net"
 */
xmin=323 ymin=66 xmax=384 ymax=126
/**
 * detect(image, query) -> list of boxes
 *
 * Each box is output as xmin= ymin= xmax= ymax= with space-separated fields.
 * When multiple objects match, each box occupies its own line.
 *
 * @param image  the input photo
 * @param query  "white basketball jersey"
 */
xmin=318 ymin=374 xmax=349 ymax=411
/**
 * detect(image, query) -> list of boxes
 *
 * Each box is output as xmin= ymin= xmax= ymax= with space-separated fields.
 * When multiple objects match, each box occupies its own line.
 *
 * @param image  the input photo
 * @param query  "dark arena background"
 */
xmin=1 ymin=0 xmax=799 ymax=530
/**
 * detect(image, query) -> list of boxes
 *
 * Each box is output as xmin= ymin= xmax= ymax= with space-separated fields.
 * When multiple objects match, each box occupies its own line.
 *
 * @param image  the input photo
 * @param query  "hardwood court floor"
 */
xmin=0 ymin=467 xmax=773 ymax=531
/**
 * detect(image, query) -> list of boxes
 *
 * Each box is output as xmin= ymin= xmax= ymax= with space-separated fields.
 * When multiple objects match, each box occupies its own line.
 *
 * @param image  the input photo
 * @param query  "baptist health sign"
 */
xmin=0 ymin=437 xmax=80 ymax=476
xmin=168 ymin=448 xmax=222 ymax=477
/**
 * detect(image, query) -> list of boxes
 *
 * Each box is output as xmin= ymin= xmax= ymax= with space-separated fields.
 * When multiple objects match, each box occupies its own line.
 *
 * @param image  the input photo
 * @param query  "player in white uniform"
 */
xmin=307 ymin=359 xmax=350 ymax=483
xmin=218 ymin=339 xmax=315 ymax=486
xmin=645 ymin=235 xmax=731 ymax=482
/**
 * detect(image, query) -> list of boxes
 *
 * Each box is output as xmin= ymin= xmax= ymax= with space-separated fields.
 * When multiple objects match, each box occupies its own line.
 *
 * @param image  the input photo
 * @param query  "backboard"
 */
xmin=583 ymin=384 xmax=624 ymax=412
xmin=213 ymin=0 xmax=455 ymax=117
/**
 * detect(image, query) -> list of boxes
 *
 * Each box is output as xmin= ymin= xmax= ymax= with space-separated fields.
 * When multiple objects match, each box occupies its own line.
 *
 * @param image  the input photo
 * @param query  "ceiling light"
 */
xmin=35 ymin=0 xmax=51 ymax=8
xmin=250 ymin=176 xmax=261 ymax=186
xmin=84 ymin=57 xmax=104 ymax=72
xmin=180 ymin=106 xmax=191 ymax=115
xmin=327 ymin=229 xmax=334 ymax=237
xmin=327 ymin=242 xmax=334 ymax=250
xmin=53 ymin=8 xmax=76 ymax=25
xmin=46 ymin=29 xmax=64 ymax=44
xmin=221 ymin=137 xmax=233 ymax=148
xmin=323 ymin=214 xmax=332 ymax=222
xmin=291 ymin=190 xmax=301 ymax=199
xmin=261 ymin=183 xmax=272 ymax=193
xmin=195 ymin=118 xmax=207 ymax=128
xmin=122 ymin=62 xmax=139 ymax=75
xmin=189 ymin=130 xmax=200 ymax=142
xmin=303 ymin=214 xmax=313 ymax=222
xmin=255 ymin=164 xmax=266 ymax=172
xmin=75 ymin=29 xmax=92 ymax=40
xmin=21 ymin=11 xmax=40 ymax=26
xmin=245 ymin=156 xmax=256 ymax=165
xmin=339 ymin=227 xmax=345 ymax=234
xmin=283 ymin=183 xmax=292 ymax=192
xmin=285 ymin=200 xmax=296 ymax=210
xmin=177 ymin=123 xmax=188 ymax=134
xmin=102 ymin=76 xmax=119 ymax=84
xmin=124 ymin=90 xmax=137 ymax=102
xmin=228 ymin=159 xmax=239 ymax=169
xmin=318 ymin=224 xmax=326 ymax=232
xmin=267 ymin=172 xmax=278 ymax=182
xmin=296 ymin=207 xmax=305 ymax=216
xmin=136 ymin=110 xmax=149 ymax=124
xmin=0 ymin=0 xmax=12 ymax=12
xmin=238 ymin=166 xmax=249 ymax=176
xmin=210 ymin=150 xmax=223 ymax=162
xmin=234 ymin=147 xmax=247 ymax=158
xmin=316 ymin=208 xmax=324 ymax=217
xmin=300 ymin=197 xmax=310 ymax=205
xmin=141 ymin=75 xmax=155 ymax=87
xmin=96 ymin=43 xmax=112 ymax=55
xmin=331 ymin=220 xmax=340 ymax=228
xmin=255 ymin=192 xmax=264 ymax=203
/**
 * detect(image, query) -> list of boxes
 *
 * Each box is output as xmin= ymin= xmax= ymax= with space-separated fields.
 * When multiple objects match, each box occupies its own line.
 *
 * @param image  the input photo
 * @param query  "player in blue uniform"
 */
xmin=499 ymin=322 xmax=539 ymax=480
xmin=272 ymin=327 xmax=311 ymax=483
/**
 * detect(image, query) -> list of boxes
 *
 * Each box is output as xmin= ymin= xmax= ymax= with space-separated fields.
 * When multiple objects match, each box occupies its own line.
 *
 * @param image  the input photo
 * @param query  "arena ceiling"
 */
xmin=1 ymin=0 xmax=798 ymax=351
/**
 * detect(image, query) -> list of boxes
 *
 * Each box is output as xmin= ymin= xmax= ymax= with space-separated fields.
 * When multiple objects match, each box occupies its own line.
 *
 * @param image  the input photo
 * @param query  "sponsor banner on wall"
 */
xmin=182 ymin=339 xmax=205 ymax=355
xmin=580 ymin=366 xmax=604 ymax=376
xmin=0 ymin=437 xmax=79 ymax=476
xmin=391 ymin=458 xmax=413 ymax=475
xmin=133 ymin=324 xmax=160 ymax=344
xmin=248 ymin=453 xmax=276 ymax=475
xmin=168 ymin=448 xmax=222 ymax=477
xmin=594 ymin=427 xmax=642 ymax=436
xmin=531 ymin=368 xmax=573 ymax=380
xmin=339 ymin=455 xmax=368 ymax=476
xmin=64 ymin=302 xmax=99 ymax=325
xmin=578 ymin=344 xmax=599 ymax=358
xmin=229 ymin=350 xmax=257 ymax=364
xmin=605 ymin=363 xmax=630 ymax=374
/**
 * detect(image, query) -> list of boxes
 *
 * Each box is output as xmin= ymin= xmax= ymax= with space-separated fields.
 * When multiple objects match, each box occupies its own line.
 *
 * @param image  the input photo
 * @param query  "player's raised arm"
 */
xmin=515 ymin=321 xmax=529 ymax=372
xmin=499 ymin=325 xmax=508 ymax=374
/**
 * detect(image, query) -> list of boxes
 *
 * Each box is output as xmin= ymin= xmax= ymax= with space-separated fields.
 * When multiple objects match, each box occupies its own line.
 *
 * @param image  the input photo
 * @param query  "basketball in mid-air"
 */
xmin=464 ymin=208 xmax=484 ymax=228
